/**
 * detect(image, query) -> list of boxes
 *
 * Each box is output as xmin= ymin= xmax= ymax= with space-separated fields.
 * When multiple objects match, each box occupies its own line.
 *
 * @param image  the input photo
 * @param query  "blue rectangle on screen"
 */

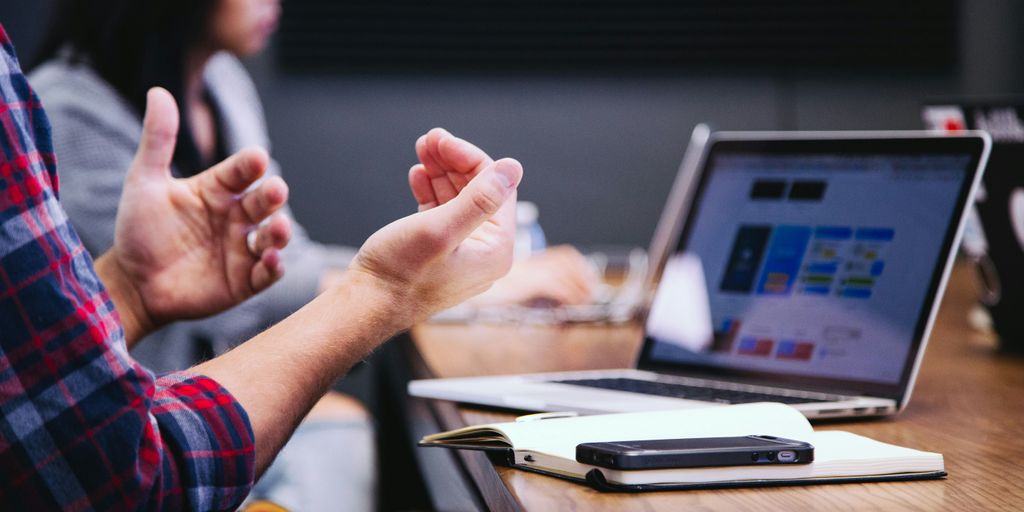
xmin=720 ymin=318 xmax=738 ymax=333
xmin=841 ymin=288 xmax=873 ymax=299
xmin=871 ymin=261 xmax=886 ymax=276
xmin=802 ymin=286 xmax=831 ymax=295
xmin=855 ymin=228 xmax=895 ymax=241
xmin=720 ymin=226 xmax=773 ymax=293
xmin=756 ymin=225 xmax=812 ymax=295
xmin=806 ymin=263 xmax=839 ymax=274
xmin=814 ymin=226 xmax=852 ymax=240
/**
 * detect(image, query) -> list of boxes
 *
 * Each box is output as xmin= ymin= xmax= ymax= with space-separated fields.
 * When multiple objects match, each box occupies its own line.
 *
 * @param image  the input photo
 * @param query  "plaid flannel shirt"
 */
xmin=0 ymin=25 xmax=255 ymax=511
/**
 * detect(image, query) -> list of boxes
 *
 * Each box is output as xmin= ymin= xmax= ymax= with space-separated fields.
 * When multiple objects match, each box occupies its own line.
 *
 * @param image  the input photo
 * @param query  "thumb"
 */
xmin=131 ymin=87 xmax=179 ymax=176
xmin=426 ymin=158 xmax=522 ymax=247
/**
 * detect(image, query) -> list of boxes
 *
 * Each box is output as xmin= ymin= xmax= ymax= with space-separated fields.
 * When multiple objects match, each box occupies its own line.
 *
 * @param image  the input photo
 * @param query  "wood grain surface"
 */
xmin=411 ymin=264 xmax=1024 ymax=510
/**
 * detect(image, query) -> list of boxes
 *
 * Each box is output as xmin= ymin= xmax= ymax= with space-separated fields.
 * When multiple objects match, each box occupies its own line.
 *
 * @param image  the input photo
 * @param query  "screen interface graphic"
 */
xmin=646 ymin=152 xmax=970 ymax=384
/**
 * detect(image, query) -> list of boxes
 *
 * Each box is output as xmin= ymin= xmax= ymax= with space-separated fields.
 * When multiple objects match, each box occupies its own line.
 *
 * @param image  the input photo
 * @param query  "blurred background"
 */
xmin=2 ymin=0 xmax=1022 ymax=249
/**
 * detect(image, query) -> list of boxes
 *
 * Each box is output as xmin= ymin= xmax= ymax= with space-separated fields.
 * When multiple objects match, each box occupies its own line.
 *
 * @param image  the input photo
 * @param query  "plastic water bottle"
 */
xmin=515 ymin=201 xmax=546 ymax=259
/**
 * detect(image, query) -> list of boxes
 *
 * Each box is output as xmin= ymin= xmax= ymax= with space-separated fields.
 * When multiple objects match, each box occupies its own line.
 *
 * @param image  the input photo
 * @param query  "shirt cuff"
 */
xmin=152 ymin=372 xmax=256 ymax=511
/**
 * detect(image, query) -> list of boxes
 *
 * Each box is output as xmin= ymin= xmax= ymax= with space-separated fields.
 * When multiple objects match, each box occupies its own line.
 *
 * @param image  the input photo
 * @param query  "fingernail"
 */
xmin=494 ymin=160 xmax=518 ymax=189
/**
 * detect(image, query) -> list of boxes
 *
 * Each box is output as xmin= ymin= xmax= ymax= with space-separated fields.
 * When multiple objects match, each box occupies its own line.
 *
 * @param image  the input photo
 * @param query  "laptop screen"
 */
xmin=640 ymin=137 xmax=985 ymax=398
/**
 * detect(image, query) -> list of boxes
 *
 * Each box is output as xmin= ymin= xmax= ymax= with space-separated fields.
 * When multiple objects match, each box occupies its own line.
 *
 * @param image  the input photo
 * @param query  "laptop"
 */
xmin=410 ymin=128 xmax=991 ymax=419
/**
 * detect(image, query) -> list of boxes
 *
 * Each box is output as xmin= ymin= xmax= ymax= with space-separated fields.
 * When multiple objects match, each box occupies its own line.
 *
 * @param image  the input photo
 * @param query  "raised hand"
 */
xmin=97 ymin=88 xmax=292 ymax=342
xmin=348 ymin=129 xmax=522 ymax=324
xmin=409 ymin=128 xmax=599 ymax=307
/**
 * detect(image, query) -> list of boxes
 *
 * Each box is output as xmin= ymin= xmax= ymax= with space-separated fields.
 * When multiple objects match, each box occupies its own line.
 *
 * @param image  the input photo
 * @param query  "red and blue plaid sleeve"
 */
xmin=0 ymin=25 xmax=255 ymax=510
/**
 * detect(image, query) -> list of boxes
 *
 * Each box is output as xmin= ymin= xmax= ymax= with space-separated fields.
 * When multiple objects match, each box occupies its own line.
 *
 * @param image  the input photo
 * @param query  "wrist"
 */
xmin=94 ymin=252 xmax=157 ymax=346
xmin=331 ymin=267 xmax=418 ymax=336
xmin=318 ymin=268 xmax=348 ymax=294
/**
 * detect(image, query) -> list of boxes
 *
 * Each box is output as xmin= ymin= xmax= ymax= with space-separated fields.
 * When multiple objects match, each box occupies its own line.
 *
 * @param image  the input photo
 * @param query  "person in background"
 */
xmin=30 ymin=0 xmax=596 ymax=509
xmin=1 ymin=16 xmax=525 ymax=508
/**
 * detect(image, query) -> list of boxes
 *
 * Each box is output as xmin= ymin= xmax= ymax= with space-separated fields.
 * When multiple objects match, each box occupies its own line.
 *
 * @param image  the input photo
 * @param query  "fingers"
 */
xmin=436 ymin=132 xmax=491 ymax=176
xmin=408 ymin=164 xmax=438 ymax=211
xmin=245 ymin=214 xmax=290 ymax=291
xmin=558 ymin=272 xmax=597 ymax=304
xmin=131 ymin=87 xmax=179 ymax=176
xmin=240 ymin=175 xmax=289 ymax=223
xmin=538 ymin=272 xmax=592 ymax=306
xmin=504 ymin=247 xmax=600 ymax=306
xmin=526 ymin=272 xmax=589 ymax=306
xmin=250 ymin=248 xmax=285 ymax=293
xmin=248 ymin=214 xmax=292 ymax=255
xmin=202 ymin=147 xmax=271 ymax=194
xmin=417 ymin=128 xmax=492 ymax=177
xmin=415 ymin=132 xmax=443 ymax=177
xmin=249 ymin=216 xmax=291 ymax=293
xmin=425 ymin=158 xmax=522 ymax=248
xmin=546 ymin=246 xmax=602 ymax=298
xmin=414 ymin=128 xmax=495 ymax=206
xmin=429 ymin=173 xmax=460 ymax=205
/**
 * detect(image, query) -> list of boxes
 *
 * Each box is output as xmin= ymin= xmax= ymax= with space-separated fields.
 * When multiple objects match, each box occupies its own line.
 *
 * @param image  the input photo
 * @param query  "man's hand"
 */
xmin=409 ymin=128 xmax=598 ymax=308
xmin=347 ymin=128 xmax=522 ymax=325
xmin=96 ymin=88 xmax=292 ymax=344
xmin=474 ymin=245 xmax=600 ymax=306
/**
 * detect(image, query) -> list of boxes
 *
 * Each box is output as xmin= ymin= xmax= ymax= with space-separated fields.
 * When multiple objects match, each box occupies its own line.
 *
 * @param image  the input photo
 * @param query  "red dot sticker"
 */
xmin=944 ymin=119 xmax=964 ymax=132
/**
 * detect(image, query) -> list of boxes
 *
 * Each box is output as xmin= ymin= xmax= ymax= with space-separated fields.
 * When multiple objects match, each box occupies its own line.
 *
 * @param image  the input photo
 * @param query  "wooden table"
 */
xmin=404 ymin=264 xmax=1024 ymax=510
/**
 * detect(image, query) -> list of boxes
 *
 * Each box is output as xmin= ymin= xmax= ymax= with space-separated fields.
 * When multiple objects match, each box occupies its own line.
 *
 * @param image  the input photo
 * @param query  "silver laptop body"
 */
xmin=410 ymin=128 xmax=991 ymax=419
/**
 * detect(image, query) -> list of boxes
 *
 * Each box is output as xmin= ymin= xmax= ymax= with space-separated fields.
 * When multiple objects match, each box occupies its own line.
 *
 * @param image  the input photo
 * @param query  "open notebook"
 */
xmin=420 ymin=403 xmax=944 ymax=491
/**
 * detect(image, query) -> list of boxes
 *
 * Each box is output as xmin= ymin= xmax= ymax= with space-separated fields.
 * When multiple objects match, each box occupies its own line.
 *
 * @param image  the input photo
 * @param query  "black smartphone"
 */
xmin=576 ymin=435 xmax=814 ymax=470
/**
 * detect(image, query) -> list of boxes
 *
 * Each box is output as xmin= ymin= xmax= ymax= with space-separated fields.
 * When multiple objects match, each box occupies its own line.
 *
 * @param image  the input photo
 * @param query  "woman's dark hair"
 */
xmin=33 ymin=0 xmax=220 ymax=175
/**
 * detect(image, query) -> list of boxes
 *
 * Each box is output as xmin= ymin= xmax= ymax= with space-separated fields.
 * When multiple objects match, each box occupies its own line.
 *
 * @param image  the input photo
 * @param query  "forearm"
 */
xmin=94 ymin=252 xmax=155 ymax=348
xmin=192 ymin=270 xmax=405 ymax=475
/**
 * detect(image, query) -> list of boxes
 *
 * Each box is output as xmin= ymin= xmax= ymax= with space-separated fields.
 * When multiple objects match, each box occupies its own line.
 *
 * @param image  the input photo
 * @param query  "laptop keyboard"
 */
xmin=552 ymin=377 xmax=835 ymax=405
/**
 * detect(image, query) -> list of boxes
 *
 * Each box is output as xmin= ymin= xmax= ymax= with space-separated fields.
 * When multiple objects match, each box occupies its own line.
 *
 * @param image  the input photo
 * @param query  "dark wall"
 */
xmin=3 ymin=2 xmax=1022 ymax=249
xmin=0 ymin=1 xmax=50 ymax=59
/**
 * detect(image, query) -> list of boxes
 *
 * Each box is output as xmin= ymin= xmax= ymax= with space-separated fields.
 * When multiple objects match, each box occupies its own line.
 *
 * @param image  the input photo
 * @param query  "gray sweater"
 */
xmin=30 ymin=53 xmax=356 ymax=373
